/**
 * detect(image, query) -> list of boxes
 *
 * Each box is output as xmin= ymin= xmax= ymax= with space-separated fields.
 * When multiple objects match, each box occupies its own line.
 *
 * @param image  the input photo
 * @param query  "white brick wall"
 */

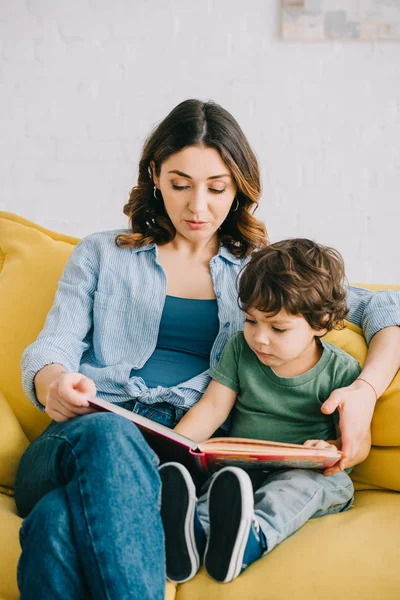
xmin=1 ymin=0 xmax=399 ymax=283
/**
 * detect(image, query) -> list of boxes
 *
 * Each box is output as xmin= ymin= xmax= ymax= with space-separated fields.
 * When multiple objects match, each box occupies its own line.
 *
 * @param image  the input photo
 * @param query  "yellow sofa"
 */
xmin=1 ymin=211 xmax=399 ymax=600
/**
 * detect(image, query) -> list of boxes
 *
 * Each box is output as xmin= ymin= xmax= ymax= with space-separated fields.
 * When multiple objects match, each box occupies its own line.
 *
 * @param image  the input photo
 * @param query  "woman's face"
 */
xmin=153 ymin=145 xmax=237 ymax=244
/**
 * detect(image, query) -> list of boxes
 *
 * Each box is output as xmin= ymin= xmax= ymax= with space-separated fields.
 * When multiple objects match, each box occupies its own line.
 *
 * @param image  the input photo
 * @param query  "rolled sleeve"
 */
xmin=347 ymin=286 xmax=400 ymax=345
xmin=21 ymin=350 xmax=75 ymax=411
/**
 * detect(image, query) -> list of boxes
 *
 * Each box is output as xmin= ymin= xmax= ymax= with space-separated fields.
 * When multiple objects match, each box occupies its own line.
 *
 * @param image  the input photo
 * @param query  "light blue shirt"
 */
xmin=21 ymin=230 xmax=400 ymax=411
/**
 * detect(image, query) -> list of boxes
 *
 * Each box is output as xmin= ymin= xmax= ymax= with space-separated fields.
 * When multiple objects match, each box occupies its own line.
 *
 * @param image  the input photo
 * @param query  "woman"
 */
xmin=15 ymin=99 xmax=400 ymax=599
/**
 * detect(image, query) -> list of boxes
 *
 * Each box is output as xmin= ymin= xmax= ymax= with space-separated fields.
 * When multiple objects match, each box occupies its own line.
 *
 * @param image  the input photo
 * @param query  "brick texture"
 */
xmin=1 ymin=0 xmax=399 ymax=283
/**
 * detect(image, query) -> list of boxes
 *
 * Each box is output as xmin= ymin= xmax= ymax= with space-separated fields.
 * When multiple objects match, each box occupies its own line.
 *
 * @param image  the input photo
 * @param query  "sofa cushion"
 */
xmin=350 ymin=447 xmax=400 ymax=491
xmin=176 ymin=490 xmax=400 ymax=600
xmin=0 ymin=494 xmax=22 ymax=600
xmin=0 ymin=212 xmax=78 ymax=441
xmin=0 ymin=392 xmax=29 ymax=489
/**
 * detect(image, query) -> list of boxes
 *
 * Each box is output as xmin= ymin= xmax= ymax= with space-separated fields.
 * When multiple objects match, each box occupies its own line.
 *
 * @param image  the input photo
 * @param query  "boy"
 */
xmin=159 ymin=239 xmax=370 ymax=584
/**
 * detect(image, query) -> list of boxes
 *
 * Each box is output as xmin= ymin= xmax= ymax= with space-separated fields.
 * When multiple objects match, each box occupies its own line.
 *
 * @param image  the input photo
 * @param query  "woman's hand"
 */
xmin=321 ymin=379 xmax=374 ymax=476
xmin=46 ymin=372 xmax=97 ymax=422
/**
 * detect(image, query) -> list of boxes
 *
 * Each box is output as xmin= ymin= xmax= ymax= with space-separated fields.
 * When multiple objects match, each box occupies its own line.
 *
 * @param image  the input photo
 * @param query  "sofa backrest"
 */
xmin=0 ymin=211 xmax=399 ymax=491
xmin=0 ymin=212 xmax=79 ymax=440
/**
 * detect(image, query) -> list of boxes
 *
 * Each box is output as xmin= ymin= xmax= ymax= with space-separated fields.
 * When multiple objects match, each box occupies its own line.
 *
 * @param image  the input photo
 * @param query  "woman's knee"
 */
xmin=85 ymin=411 xmax=148 ymax=440
xmin=69 ymin=413 xmax=160 ymax=469
xmin=57 ymin=412 xmax=150 ymax=450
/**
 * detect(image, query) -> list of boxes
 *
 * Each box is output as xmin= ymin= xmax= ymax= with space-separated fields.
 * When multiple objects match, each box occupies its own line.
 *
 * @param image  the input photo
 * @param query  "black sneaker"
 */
xmin=159 ymin=462 xmax=206 ymax=583
xmin=204 ymin=467 xmax=265 ymax=583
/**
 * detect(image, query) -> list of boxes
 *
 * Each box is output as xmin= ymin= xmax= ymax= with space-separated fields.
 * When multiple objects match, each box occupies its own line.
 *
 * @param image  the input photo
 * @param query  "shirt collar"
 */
xmin=217 ymin=244 xmax=244 ymax=265
xmin=129 ymin=242 xmax=156 ymax=255
xmin=129 ymin=241 xmax=244 ymax=265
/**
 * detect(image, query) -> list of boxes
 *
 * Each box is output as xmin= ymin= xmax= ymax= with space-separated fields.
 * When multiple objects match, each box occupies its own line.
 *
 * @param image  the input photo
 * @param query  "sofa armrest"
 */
xmin=0 ymin=391 xmax=29 ymax=490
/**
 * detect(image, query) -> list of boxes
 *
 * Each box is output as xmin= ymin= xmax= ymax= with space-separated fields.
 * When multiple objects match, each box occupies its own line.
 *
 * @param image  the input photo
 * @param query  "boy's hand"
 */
xmin=321 ymin=380 xmax=374 ymax=475
xmin=303 ymin=439 xmax=337 ymax=450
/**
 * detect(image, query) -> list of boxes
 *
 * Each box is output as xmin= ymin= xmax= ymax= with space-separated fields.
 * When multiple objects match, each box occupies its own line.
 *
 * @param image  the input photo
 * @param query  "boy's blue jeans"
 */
xmin=197 ymin=467 xmax=354 ymax=554
xmin=14 ymin=412 xmax=166 ymax=600
xmin=131 ymin=402 xmax=354 ymax=559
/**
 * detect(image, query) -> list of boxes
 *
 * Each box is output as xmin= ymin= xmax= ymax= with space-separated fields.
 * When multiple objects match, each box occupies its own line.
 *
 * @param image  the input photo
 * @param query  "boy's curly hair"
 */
xmin=238 ymin=238 xmax=349 ymax=332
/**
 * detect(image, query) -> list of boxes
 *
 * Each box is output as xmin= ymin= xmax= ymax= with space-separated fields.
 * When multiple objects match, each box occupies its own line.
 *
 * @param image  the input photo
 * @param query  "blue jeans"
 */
xmin=132 ymin=400 xmax=185 ymax=427
xmin=197 ymin=468 xmax=354 ymax=553
xmin=14 ymin=413 xmax=165 ymax=600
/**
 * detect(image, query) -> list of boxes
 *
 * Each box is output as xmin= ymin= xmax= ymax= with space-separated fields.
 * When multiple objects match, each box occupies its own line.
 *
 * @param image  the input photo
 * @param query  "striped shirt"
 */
xmin=21 ymin=229 xmax=400 ymax=411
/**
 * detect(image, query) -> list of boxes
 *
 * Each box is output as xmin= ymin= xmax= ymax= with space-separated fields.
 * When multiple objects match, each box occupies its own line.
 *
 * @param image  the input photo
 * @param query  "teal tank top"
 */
xmin=134 ymin=295 xmax=219 ymax=388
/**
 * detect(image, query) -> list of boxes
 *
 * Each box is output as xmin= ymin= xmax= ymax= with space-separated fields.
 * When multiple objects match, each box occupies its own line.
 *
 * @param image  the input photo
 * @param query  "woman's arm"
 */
xmin=346 ymin=285 xmax=400 ymax=343
xmin=303 ymin=425 xmax=372 ymax=478
xmin=322 ymin=325 xmax=400 ymax=475
xmin=174 ymin=380 xmax=237 ymax=442
xmin=34 ymin=365 xmax=97 ymax=422
xmin=34 ymin=364 xmax=67 ymax=406
xmin=321 ymin=285 xmax=400 ymax=474
xmin=21 ymin=236 xmax=99 ymax=410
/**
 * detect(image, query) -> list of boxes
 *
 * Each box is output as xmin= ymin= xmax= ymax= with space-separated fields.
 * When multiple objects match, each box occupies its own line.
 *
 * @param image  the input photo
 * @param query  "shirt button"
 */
xmin=216 ymin=292 xmax=221 ymax=298
xmin=224 ymin=322 xmax=230 ymax=328
xmin=216 ymin=353 xmax=221 ymax=360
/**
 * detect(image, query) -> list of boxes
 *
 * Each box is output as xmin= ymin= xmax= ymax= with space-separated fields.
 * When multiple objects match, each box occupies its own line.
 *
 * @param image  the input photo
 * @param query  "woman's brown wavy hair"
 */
xmin=115 ymin=99 xmax=267 ymax=257
xmin=238 ymin=239 xmax=349 ymax=332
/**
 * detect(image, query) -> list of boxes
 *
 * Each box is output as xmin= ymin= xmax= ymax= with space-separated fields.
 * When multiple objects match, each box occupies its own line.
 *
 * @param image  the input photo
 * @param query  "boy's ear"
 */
xmin=315 ymin=327 xmax=328 ymax=338
xmin=315 ymin=314 xmax=329 ymax=338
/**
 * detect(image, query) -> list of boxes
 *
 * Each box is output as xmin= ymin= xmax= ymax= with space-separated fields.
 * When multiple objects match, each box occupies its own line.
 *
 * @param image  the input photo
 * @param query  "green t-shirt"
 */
xmin=210 ymin=332 xmax=361 ymax=445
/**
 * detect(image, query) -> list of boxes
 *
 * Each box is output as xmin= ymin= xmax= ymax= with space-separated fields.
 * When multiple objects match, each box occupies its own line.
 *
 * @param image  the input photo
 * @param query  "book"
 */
xmin=88 ymin=397 xmax=341 ymax=472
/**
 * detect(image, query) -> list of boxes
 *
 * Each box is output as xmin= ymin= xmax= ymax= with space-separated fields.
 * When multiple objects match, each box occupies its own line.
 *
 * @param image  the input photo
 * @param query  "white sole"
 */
xmin=205 ymin=466 xmax=254 ymax=583
xmin=159 ymin=462 xmax=199 ymax=583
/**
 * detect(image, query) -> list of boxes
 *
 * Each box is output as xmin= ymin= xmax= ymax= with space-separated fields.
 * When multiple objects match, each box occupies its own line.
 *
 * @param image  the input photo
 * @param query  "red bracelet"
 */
xmin=356 ymin=378 xmax=378 ymax=401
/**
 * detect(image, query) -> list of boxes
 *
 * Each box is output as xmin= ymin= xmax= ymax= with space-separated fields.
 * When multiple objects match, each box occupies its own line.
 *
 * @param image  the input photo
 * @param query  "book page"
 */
xmin=199 ymin=437 xmax=340 ymax=456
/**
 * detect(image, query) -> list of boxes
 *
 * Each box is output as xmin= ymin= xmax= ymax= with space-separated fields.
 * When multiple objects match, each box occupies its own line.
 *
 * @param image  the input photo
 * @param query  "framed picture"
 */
xmin=282 ymin=0 xmax=400 ymax=41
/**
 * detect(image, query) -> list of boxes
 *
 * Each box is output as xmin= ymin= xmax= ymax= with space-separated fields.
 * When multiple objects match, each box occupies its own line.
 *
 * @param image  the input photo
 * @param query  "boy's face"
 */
xmin=243 ymin=307 xmax=326 ymax=374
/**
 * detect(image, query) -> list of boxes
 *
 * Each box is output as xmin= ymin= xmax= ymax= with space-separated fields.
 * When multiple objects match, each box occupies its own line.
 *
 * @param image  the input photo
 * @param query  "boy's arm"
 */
xmin=174 ymin=379 xmax=237 ymax=443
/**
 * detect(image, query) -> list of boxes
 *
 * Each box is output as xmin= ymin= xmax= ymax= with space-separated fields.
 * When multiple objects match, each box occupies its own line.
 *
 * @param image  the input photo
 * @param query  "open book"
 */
xmin=88 ymin=397 xmax=341 ymax=472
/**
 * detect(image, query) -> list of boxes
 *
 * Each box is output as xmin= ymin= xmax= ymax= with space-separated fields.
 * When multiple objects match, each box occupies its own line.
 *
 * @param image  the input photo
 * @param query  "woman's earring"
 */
xmin=231 ymin=198 xmax=239 ymax=212
xmin=153 ymin=186 xmax=161 ymax=200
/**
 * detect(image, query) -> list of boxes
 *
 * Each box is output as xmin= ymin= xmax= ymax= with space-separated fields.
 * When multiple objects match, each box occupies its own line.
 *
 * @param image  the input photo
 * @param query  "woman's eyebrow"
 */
xmin=207 ymin=174 xmax=231 ymax=180
xmin=168 ymin=170 xmax=192 ymax=178
xmin=168 ymin=169 xmax=231 ymax=180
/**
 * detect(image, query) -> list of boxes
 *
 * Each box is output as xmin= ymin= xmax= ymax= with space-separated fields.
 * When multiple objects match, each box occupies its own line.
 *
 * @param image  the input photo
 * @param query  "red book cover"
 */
xmin=88 ymin=397 xmax=341 ymax=472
